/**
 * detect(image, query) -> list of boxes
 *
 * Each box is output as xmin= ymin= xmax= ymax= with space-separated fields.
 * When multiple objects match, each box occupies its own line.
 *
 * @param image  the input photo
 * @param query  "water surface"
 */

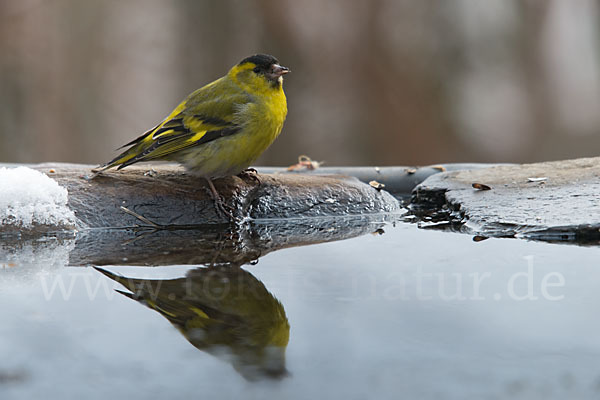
xmin=2 ymin=222 xmax=600 ymax=399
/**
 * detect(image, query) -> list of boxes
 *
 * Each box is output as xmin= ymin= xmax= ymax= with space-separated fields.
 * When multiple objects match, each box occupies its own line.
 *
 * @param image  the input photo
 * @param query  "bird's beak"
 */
xmin=272 ymin=64 xmax=290 ymax=77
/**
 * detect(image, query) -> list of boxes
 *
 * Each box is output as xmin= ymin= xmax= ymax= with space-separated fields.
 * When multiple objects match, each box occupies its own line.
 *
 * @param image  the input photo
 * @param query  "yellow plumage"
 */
xmin=95 ymin=265 xmax=290 ymax=380
xmin=94 ymin=54 xmax=289 ymax=179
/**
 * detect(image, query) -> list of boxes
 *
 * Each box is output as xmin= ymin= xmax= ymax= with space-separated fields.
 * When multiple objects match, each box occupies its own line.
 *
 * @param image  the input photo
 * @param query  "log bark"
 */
xmin=18 ymin=163 xmax=402 ymax=229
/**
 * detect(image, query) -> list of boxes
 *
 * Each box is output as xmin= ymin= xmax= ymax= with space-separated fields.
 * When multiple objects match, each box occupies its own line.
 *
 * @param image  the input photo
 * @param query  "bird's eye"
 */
xmin=253 ymin=67 xmax=261 ymax=73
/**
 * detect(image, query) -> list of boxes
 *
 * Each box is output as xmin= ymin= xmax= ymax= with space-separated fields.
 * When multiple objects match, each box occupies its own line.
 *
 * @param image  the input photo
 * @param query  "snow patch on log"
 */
xmin=0 ymin=167 xmax=78 ymax=231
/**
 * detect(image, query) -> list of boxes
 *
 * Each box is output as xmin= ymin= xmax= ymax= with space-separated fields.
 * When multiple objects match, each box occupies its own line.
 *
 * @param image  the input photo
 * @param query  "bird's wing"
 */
xmin=115 ymin=113 xmax=241 ymax=169
xmin=104 ymin=109 xmax=244 ymax=170
xmin=99 ymin=80 xmax=251 ymax=171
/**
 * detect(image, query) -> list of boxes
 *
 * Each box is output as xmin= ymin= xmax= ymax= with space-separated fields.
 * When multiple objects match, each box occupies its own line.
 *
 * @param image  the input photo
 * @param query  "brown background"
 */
xmin=1 ymin=0 xmax=599 ymax=167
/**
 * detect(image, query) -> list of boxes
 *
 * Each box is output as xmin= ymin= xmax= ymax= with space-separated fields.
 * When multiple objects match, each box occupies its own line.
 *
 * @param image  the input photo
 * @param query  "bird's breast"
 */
xmin=243 ymin=89 xmax=287 ymax=145
xmin=180 ymin=89 xmax=287 ymax=178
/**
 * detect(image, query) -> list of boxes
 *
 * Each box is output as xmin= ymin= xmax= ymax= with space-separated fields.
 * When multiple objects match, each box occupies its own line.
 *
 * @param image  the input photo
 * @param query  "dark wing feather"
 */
xmin=114 ymin=116 xmax=241 ymax=169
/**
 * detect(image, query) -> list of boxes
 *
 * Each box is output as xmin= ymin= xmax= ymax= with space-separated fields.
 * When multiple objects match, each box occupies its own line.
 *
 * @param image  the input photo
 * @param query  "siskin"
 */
xmin=95 ymin=265 xmax=290 ymax=381
xmin=93 ymin=54 xmax=289 ymax=215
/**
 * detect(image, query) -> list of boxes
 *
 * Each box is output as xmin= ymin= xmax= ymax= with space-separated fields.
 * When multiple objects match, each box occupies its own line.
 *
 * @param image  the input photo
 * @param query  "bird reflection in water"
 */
xmin=95 ymin=264 xmax=289 ymax=381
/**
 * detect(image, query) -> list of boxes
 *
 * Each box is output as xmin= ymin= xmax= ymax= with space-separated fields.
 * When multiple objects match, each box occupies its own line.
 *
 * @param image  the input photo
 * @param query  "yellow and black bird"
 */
xmin=95 ymin=265 xmax=290 ymax=381
xmin=93 ymin=54 xmax=289 ymax=215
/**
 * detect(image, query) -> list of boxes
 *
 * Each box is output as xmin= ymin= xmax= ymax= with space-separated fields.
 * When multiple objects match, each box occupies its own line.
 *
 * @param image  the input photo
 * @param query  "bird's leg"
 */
xmin=205 ymin=178 xmax=235 ymax=221
xmin=237 ymin=168 xmax=261 ymax=186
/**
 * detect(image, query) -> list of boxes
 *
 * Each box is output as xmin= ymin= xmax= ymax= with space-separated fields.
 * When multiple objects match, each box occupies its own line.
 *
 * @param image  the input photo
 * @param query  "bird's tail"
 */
xmin=94 ymin=267 xmax=136 ymax=291
xmin=90 ymin=163 xmax=111 ymax=174
xmin=91 ymin=125 xmax=158 ymax=173
xmin=91 ymin=145 xmax=143 ymax=173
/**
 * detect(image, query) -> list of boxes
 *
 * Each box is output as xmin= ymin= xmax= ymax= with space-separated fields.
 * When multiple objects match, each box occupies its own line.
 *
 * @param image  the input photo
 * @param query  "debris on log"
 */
xmin=258 ymin=164 xmax=497 ymax=196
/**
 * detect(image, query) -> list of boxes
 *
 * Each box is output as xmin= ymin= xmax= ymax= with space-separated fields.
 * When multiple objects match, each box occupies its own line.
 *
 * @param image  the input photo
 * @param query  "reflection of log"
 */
xmin=69 ymin=214 xmax=392 ymax=266
xmin=0 ymin=211 xmax=393 ymax=267
xmin=25 ymin=163 xmax=401 ymax=228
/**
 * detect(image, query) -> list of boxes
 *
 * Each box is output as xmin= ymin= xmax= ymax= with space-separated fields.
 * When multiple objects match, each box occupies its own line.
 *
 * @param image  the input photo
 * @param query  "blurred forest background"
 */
xmin=0 ymin=0 xmax=599 ymax=166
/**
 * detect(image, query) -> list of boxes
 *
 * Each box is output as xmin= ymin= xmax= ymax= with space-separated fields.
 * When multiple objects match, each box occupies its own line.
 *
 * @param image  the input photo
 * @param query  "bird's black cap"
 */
xmin=239 ymin=54 xmax=279 ymax=67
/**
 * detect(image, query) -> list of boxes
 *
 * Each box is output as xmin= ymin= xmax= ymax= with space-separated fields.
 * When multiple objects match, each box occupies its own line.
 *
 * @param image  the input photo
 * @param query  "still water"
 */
xmin=1 ymin=221 xmax=600 ymax=399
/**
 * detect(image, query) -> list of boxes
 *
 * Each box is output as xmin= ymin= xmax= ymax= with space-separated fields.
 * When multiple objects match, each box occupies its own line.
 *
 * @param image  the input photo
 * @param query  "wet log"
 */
xmin=22 ymin=163 xmax=402 ymax=229
xmin=411 ymin=157 xmax=600 ymax=244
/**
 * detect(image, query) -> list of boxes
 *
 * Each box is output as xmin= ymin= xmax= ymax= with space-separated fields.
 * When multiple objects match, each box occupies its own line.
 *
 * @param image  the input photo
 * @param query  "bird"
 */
xmin=92 ymin=53 xmax=289 ymax=218
xmin=94 ymin=265 xmax=290 ymax=381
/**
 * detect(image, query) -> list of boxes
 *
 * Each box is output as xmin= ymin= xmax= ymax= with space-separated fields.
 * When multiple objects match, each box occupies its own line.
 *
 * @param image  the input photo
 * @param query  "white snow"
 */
xmin=0 ymin=167 xmax=78 ymax=229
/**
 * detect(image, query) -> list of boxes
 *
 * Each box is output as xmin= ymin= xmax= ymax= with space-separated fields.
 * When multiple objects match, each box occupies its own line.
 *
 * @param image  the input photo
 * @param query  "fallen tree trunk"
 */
xmin=19 ymin=163 xmax=402 ymax=229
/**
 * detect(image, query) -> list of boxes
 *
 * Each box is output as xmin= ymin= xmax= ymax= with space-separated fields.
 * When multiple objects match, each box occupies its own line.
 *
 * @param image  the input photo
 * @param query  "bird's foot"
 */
xmin=237 ymin=168 xmax=261 ymax=186
xmin=205 ymin=179 xmax=236 ymax=222
xmin=214 ymin=196 xmax=236 ymax=221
